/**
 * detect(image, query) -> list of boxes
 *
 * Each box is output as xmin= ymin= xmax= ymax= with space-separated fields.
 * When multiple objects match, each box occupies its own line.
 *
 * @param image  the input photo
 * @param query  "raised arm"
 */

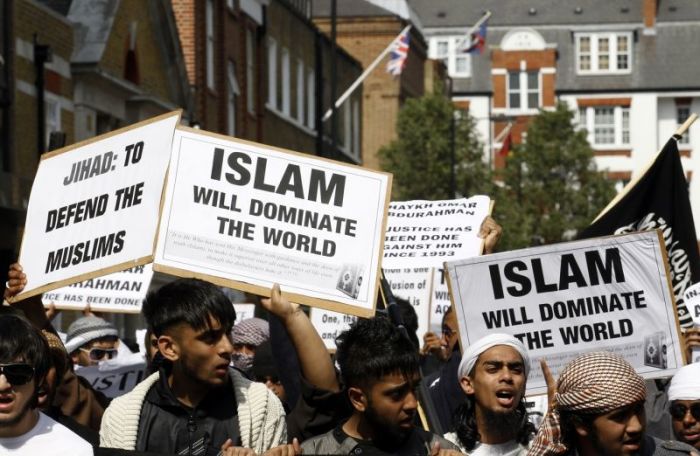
xmin=261 ymin=284 xmax=339 ymax=392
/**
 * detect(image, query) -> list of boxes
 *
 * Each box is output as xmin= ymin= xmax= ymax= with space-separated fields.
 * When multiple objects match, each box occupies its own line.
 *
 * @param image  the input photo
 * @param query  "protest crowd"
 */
xmin=2 ymin=210 xmax=700 ymax=456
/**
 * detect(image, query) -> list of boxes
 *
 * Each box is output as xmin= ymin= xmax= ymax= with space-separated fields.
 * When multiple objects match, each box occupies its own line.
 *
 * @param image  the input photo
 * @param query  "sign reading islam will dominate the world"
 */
xmin=446 ymin=230 xmax=684 ymax=395
xmin=154 ymin=127 xmax=391 ymax=317
xmin=15 ymin=112 xmax=181 ymax=300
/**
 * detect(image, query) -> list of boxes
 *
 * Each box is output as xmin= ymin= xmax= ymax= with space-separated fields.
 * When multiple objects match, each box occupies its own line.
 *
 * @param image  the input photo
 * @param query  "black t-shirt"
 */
xmin=136 ymin=368 xmax=240 ymax=456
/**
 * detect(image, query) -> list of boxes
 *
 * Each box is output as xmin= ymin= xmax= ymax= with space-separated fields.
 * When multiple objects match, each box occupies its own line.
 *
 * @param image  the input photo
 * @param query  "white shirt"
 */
xmin=0 ymin=411 xmax=93 ymax=455
xmin=444 ymin=432 xmax=529 ymax=456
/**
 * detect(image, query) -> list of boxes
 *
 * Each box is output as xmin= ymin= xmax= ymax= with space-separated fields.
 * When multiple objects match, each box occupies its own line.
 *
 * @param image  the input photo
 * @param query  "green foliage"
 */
xmin=378 ymin=87 xmax=493 ymax=201
xmin=493 ymin=103 xmax=616 ymax=250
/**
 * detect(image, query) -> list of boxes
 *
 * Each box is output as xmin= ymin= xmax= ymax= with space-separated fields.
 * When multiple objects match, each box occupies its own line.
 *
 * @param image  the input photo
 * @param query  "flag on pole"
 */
xmin=498 ymin=131 xmax=512 ymax=157
xmin=578 ymin=137 xmax=700 ymax=328
xmin=463 ymin=19 xmax=488 ymax=54
xmin=386 ymin=27 xmax=411 ymax=76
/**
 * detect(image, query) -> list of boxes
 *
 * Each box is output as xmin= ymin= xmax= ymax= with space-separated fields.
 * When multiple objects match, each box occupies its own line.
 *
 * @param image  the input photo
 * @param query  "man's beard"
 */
xmin=364 ymin=401 xmax=413 ymax=449
xmin=480 ymin=406 xmax=522 ymax=440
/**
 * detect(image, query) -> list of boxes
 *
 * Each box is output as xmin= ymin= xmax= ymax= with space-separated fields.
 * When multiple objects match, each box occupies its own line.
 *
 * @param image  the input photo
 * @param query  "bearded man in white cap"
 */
xmin=668 ymin=363 xmax=700 ymax=450
xmin=445 ymin=333 xmax=535 ymax=455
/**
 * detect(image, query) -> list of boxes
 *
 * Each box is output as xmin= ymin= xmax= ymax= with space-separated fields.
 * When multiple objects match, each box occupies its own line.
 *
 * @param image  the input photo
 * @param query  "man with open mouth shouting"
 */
xmin=446 ymin=333 xmax=535 ymax=455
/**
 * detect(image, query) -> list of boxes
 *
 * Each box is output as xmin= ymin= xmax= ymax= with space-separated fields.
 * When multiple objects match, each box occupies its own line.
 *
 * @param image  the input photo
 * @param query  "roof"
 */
xmin=411 ymin=0 xmax=644 ymax=28
xmin=411 ymin=1 xmax=700 ymax=93
xmin=67 ymin=0 xmax=120 ymax=64
xmin=312 ymin=0 xmax=396 ymax=18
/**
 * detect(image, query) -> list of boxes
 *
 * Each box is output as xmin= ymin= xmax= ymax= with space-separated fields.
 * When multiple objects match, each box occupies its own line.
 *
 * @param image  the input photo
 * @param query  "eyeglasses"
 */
xmin=80 ymin=347 xmax=118 ymax=361
xmin=669 ymin=402 xmax=700 ymax=421
xmin=0 ymin=363 xmax=35 ymax=385
xmin=442 ymin=326 xmax=457 ymax=338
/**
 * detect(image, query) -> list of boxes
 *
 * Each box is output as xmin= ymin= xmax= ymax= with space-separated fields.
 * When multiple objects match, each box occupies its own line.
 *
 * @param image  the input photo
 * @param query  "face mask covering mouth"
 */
xmin=231 ymin=353 xmax=254 ymax=373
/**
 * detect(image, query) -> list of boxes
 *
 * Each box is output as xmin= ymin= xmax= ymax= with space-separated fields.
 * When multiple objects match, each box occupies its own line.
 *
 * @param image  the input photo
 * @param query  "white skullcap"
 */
xmin=458 ymin=333 xmax=530 ymax=379
xmin=668 ymin=362 xmax=700 ymax=401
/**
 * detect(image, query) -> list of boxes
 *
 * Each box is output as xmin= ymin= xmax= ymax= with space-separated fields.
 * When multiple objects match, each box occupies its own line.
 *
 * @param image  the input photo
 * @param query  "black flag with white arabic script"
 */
xmin=578 ymin=137 xmax=700 ymax=328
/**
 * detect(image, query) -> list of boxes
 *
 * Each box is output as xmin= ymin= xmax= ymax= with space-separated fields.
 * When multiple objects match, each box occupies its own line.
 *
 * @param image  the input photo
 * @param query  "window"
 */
xmin=246 ymin=29 xmax=256 ymax=114
xmin=677 ymin=105 xmax=691 ymax=145
xmin=343 ymin=101 xmax=351 ymax=151
xmin=267 ymin=38 xmax=277 ymax=109
xmin=227 ymin=61 xmax=240 ymax=136
xmin=296 ymin=59 xmax=304 ymax=123
xmin=576 ymin=32 xmax=632 ymax=74
xmin=578 ymin=105 xmax=631 ymax=146
xmin=281 ymin=47 xmax=290 ymax=116
xmin=307 ymin=69 xmax=315 ymax=129
xmin=507 ymin=71 xmax=539 ymax=111
xmin=429 ymin=37 xmax=471 ymax=78
xmin=45 ymin=98 xmax=61 ymax=148
xmin=206 ymin=0 xmax=215 ymax=89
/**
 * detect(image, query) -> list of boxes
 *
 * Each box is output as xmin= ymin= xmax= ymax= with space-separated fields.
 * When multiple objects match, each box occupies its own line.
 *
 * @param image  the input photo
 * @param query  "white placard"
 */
xmin=41 ymin=264 xmax=153 ymax=313
xmin=309 ymin=308 xmax=357 ymax=350
xmin=154 ymin=127 xmax=391 ymax=317
xmin=383 ymin=266 xmax=432 ymax=339
xmin=74 ymin=352 xmax=147 ymax=398
xmin=430 ymin=268 xmax=452 ymax=335
xmin=16 ymin=112 xmax=181 ymax=300
xmin=234 ymin=303 xmax=257 ymax=323
xmin=682 ymin=282 xmax=700 ymax=326
xmin=446 ymin=230 xmax=684 ymax=395
xmin=383 ymin=196 xmax=490 ymax=268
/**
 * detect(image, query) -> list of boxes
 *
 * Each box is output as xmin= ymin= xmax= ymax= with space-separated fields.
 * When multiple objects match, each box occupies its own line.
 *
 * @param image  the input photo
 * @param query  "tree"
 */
xmin=493 ymin=103 xmax=615 ymax=251
xmin=378 ymin=86 xmax=492 ymax=201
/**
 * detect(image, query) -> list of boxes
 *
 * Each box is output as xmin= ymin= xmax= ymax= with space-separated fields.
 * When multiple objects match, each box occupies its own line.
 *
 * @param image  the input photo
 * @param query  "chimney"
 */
xmin=643 ymin=0 xmax=657 ymax=29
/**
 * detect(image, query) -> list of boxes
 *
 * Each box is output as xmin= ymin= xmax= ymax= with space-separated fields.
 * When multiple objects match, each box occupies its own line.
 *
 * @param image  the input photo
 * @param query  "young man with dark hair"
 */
xmin=99 ymin=278 xmax=287 ymax=455
xmin=0 ymin=311 xmax=93 ymax=455
xmin=447 ymin=333 xmax=534 ymax=454
xmin=530 ymin=351 xmax=698 ymax=456
xmin=301 ymin=316 xmax=461 ymax=455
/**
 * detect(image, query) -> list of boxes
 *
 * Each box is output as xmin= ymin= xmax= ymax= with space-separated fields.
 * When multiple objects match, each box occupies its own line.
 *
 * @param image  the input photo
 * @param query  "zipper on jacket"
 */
xmin=187 ymin=412 xmax=197 ymax=456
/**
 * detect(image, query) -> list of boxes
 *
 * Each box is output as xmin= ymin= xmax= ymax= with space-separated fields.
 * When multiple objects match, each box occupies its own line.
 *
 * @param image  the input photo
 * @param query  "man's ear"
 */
xmin=460 ymin=376 xmax=475 ymax=395
xmin=348 ymin=386 xmax=368 ymax=412
xmin=572 ymin=416 xmax=590 ymax=437
xmin=157 ymin=334 xmax=180 ymax=362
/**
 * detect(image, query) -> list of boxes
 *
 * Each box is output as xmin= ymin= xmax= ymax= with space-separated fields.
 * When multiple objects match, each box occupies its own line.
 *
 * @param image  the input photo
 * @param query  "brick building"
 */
xmin=313 ymin=0 xmax=429 ymax=170
xmin=0 ymin=0 xmax=76 ymax=276
xmin=413 ymin=0 xmax=700 ymax=233
xmin=0 ymin=0 xmax=190 ymax=288
xmin=170 ymin=0 xmax=362 ymax=162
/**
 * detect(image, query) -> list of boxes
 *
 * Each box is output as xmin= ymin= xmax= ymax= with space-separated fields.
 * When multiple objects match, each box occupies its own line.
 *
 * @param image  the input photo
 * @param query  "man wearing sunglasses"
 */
xmin=0 ymin=311 xmax=93 ymax=455
xmin=65 ymin=316 xmax=120 ymax=367
xmin=668 ymin=363 xmax=700 ymax=450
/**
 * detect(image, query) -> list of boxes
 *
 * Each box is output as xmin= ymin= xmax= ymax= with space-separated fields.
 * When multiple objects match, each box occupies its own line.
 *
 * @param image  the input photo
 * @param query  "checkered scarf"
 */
xmin=528 ymin=351 xmax=647 ymax=456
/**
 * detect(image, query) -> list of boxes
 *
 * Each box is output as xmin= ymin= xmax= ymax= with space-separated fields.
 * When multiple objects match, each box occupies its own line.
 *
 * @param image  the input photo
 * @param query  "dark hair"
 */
xmin=335 ymin=316 xmax=419 ymax=389
xmin=452 ymin=396 xmax=535 ymax=451
xmin=143 ymin=278 xmax=236 ymax=337
xmin=0 ymin=312 xmax=51 ymax=387
xmin=395 ymin=297 xmax=420 ymax=350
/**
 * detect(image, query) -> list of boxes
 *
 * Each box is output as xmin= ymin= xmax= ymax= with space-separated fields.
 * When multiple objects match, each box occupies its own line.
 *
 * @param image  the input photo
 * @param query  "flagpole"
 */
xmin=593 ymin=112 xmax=697 ymax=223
xmin=675 ymin=113 xmax=697 ymax=137
xmin=456 ymin=10 xmax=491 ymax=51
xmin=493 ymin=122 xmax=512 ymax=144
xmin=322 ymin=24 xmax=412 ymax=122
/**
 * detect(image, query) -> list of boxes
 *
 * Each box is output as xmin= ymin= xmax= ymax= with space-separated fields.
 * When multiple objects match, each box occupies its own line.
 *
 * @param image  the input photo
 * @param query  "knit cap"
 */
xmin=65 ymin=316 xmax=118 ymax=354
xmin=231 ymin=318 xmax=269 ymax=346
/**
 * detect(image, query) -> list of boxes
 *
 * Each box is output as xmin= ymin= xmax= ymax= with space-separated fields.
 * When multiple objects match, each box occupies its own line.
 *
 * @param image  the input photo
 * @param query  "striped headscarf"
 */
xmin=528 ymin=351 xmax=647 ymax=456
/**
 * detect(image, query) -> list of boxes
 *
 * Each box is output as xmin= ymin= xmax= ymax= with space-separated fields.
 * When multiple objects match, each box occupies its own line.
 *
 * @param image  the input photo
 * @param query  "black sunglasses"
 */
xmin=0 ymin=363 xmax=35 ymax=385
xmin=669 ymin=402 xmax=700 ymax=421
xmin=80 ymin=347 xmax=118 ymax=361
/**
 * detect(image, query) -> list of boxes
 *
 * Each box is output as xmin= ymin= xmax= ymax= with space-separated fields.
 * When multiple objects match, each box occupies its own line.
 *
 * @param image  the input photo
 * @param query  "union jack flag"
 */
xmin=386 ymin=28 xmax=411 ymax=76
